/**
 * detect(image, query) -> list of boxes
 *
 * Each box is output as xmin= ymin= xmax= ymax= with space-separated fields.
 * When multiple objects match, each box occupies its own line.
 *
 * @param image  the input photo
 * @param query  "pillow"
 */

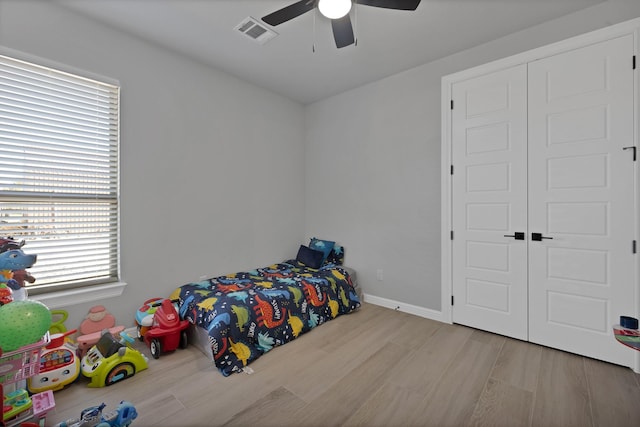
xmin=296 ymin=245 xmax=324 ymax=269
xmin=324 ymin=244 xmax=345 ymax=265
xmin=309 ymin=237 xmax=335 ymax=262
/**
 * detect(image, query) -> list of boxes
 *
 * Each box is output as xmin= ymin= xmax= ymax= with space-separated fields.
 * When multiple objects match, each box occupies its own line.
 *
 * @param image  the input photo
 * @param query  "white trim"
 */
xmin=30 ymin=281 xmax=127 ymax=309
xmin=363 ymin=293 xmax=447 ymax=323
xmin=0 ymin=45 xmax=120 ymax=87
xmin=441 ymin=16 xmax=640 ymax=373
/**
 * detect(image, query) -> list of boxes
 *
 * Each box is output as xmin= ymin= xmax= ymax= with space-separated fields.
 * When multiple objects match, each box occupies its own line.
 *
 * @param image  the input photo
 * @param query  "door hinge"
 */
xmin=633 ymin=240 xmax=637 ymax=254
xmin=450 ymin=165 xmax=454 ymax=175
xmin=450 ymin=100 xmax=454 ymax=110
xmin=451 ymin=295 xmax=454 ymax=306
xmin=623 ymin=146 xmax=637 ymax=161
xmin=633 ymin=55 xmax=636 ymax=70
xmin=450 ymin=230 xmax=454 ymax=240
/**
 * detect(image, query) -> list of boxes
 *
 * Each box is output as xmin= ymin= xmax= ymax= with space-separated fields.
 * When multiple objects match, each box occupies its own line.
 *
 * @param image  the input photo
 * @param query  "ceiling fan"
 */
xmin=262 ymin=0 xmax=422 ymax=49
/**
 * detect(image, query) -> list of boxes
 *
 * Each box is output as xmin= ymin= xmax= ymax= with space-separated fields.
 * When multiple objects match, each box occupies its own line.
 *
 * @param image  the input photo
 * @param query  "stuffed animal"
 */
xmin=0 ymin=248 xmax=37 ymax=301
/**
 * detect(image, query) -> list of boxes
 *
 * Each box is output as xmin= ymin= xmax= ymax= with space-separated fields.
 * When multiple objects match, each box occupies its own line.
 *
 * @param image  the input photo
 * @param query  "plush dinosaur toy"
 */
xmin=0 ymin=248 xmax=37 ymax=301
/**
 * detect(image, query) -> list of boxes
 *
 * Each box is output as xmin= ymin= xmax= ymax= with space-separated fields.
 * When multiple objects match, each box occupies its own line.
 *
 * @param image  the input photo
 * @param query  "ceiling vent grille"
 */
xmin=235 ymin=17 xmax=278 ymax=45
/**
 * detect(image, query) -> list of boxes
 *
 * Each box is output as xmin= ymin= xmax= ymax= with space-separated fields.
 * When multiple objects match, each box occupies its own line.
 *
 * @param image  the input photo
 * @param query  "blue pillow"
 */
xmin=309 ymin=237 xmax=335 ymax=262
xmin=324 ymin=244 xmax=345 ymax=265
xmin=296 ymin=245 xmax=324 ymax=269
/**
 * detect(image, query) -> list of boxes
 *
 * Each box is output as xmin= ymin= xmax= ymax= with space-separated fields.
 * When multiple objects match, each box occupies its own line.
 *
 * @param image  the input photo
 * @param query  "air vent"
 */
xmin=235 ymin=17 xmax=278 ymax=45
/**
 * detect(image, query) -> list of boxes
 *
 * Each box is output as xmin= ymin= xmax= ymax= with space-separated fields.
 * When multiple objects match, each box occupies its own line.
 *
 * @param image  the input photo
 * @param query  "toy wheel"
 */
xmin=137 ymin=325 xmax=143 ymax=341
xmin=179 ymin=330 xmax=188 ymax=349
xmin=105 ymin=362 xmax=135 ymax=386
xmin=150 ymin=338 xmax=161 ymax=359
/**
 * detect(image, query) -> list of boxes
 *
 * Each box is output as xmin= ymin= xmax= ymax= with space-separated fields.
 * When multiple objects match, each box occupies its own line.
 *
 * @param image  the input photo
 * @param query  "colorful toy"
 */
xmin=80 ymin=331 xmax=148 ymax=388
xmin=613 ymin=315 xmax=640 ymax=351
xmin=54 ymin=400 xmax=137 ymax=427
xmin=28 ymin=329 xmax=80 ymax=393
xmin=0 ymin=247 xmax=37 ymax=302
xmin=142 ymin=298 xmax=189 ymax=359
xmin=1 ymin=333 xmax=55 ymax=426
xmin=49 ymin=309 xmax=69 ymax=335
xmin=3 ymin=388 xmax=32 ymax=421
xmin=0 ymin=299 xmax=51 ymax=351
xmin=76 ymin=305 xmax=125 ymax=358
xmin=134 ymin=297 xmax=165 ymax=341
xmin=0 ymin=282 xmax=12 ymax=306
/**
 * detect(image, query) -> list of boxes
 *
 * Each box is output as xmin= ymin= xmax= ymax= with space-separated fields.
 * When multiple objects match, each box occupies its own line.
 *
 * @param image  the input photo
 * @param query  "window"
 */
xmin=0 ymin=52 xmax=120 ymax=295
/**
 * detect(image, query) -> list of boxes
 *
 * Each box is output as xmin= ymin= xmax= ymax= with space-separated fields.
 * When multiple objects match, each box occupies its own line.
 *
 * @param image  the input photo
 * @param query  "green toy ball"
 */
xmin=0 ymin=300 xmax=52 ymax=352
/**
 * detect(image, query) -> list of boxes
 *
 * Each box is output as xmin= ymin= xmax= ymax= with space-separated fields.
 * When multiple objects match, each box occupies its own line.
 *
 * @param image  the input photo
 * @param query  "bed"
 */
xmin=171 ymin=242 xmax=361 ymax=376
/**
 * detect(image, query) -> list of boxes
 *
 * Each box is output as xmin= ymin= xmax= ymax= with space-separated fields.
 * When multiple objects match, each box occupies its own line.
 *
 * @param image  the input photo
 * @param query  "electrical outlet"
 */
xmin=377 ymin=269 xmax=384 ymax=281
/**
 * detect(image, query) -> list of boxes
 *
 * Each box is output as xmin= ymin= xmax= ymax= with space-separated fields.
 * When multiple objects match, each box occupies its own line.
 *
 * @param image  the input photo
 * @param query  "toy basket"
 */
xmin=0 ymin=333 xmax=50 ymax=385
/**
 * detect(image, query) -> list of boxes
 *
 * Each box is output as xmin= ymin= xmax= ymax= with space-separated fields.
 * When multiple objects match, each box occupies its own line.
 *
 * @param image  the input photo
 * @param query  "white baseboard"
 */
xmin=362 ymin=293 xmax=448 ymax=323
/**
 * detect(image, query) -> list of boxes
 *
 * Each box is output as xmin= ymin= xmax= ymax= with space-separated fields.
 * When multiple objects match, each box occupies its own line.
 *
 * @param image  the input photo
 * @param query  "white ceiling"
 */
xmin=57 ymin=0 xmax=605 ymax=104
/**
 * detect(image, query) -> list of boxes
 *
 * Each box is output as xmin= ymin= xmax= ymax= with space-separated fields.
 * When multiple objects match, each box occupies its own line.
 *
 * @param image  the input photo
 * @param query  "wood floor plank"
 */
xmin=222 ymin=386 xmax=307 ymax=427
xmin=584 ymin=357 xmax=640 ymax=427
xmin=387 ymin=322 xmax=473 ymax=392
xmin=491 ymin=338 xmax=542 ymax=392
xmin=405 ymin=331 xmax=503 ymax=426
xmin=343 ymin=383 xmax=430 ymax=427
xmin=531 ymin=348 xmax=591 ymax=427
xmin=293 ymin=344 xmax=413 ymax=427
xmin=468 ymin=378 xmax=533 ymax=427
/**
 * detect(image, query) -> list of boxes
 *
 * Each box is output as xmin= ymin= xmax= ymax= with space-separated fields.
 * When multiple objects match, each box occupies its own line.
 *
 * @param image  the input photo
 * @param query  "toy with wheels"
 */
xmin=134 ymin=297 xmax=164 ymax=341
xmin=28 ymin=329 xmax=80 ymax=393
xmin=143 ymin=298 xmax=189 ymax=359
xmin=76 ymin=305 xmax=125 ymax=358
xmin=80 ymin=331 xmax=148 ymax=388
xmin=54 ymin=400 xmax=137 ymax=427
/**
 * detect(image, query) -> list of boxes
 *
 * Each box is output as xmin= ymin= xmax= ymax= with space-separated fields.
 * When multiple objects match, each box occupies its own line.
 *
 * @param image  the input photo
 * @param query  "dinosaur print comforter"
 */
xmin=173 ymin=260 xmax=361 ymax=376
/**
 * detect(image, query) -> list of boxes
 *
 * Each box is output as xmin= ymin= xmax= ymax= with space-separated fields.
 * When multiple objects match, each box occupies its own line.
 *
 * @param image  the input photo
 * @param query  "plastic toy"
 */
xmin=28 ymin=329 xmax=80 ymax=393
xmin=54 ymin=402 xmax=106 ymax=427
xmin=0 ymin=299 xmax=51 ymax=351
xmin=0 ymin=246 xmax=37 ymax=302
xmin=76 ymin=306 xmax=125 ymax=358
xmin=142 ymin=298 xmax=189 ymax=359
xmin=3 ymin=388 xmax=32 ymax=421
xmin=1 ymin=333 xmax=55 ymax=426
xmin=54 ymin=400 xmax=137 ymax=427
xmin=134 ymin=297 xmax=165 ymax=340
xmin=49 ymin=310 xmax=69 ymax=335
xmin=99 ymin=401 xmax=138 ymax=427
xmin=0 ymin=282 xmax=12 ymax=306
xmin=81 ymin=331 xmax=148 ymax=388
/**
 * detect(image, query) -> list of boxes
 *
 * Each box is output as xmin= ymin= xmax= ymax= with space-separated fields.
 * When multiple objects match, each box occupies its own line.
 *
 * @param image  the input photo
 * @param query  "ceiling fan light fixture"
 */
xmin=318 ymin=0 xmax=352 ymax=20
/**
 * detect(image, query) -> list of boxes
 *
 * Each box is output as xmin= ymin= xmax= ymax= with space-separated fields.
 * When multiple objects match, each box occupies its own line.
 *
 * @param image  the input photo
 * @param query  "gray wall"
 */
xmin=0 ymin=0 xmax=306 ymax=328
xmin=304 ymin=0 xmax=640 ymax=312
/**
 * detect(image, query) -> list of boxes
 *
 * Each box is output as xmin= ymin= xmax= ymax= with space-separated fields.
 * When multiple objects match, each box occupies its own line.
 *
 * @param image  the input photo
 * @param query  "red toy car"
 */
xmin=143 ymin=298 xmax=190 ymax=359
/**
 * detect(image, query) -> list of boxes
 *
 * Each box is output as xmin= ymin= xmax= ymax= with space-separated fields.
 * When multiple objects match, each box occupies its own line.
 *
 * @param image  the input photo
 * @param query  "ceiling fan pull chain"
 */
xmin=354 ymin=0 xmax=358 ymax=46
xmin=312 ymin=7 xmax=316 ymax=53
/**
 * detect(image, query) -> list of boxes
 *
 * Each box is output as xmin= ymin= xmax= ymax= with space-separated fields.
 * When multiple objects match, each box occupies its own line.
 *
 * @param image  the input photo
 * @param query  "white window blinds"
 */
xmin=0 ymin=54 xmax=120 ymax=294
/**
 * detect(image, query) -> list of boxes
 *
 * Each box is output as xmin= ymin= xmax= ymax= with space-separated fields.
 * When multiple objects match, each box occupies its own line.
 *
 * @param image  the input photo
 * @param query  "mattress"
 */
xmin=174 ymin=261 xmax=361 ymax=375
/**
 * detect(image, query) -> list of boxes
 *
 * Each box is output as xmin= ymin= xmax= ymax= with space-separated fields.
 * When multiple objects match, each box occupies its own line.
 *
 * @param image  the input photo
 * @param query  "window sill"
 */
xmin=30 ymin=281 xmax=127 ymax=309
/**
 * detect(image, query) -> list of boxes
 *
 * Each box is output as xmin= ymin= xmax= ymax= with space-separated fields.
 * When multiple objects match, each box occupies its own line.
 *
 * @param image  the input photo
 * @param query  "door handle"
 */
xmin=532 ymin=232 xmax=553 ymax=241
xmin=504 ymin=232 xmax=525 ymax=240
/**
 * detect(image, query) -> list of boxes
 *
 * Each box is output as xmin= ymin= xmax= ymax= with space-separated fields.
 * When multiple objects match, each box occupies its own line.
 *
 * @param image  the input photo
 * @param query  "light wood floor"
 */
xmin=46 ymin=303 xmax=640 ymax=427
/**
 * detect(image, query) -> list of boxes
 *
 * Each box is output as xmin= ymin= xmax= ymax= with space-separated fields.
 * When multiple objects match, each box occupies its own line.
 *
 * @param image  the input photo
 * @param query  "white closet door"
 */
xmin=451 ymin=65 xmax=528 ymax=340
xmin=528 ymin=35 xmax=635 ymax=366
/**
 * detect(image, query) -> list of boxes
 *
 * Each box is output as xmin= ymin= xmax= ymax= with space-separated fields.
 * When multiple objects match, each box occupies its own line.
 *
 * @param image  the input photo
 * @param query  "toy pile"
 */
xmin=0 ymin=237 xmax=37 ymax=305
xmin=0 ymin=237 xmax=143 ymax=427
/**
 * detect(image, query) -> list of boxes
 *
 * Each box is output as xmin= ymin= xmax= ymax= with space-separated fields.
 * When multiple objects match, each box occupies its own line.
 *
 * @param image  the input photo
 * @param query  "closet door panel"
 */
xmin=527 ymin=35 xmax=635 ymax=366
xmin=451 ymin=65 xmax=528 ymax=340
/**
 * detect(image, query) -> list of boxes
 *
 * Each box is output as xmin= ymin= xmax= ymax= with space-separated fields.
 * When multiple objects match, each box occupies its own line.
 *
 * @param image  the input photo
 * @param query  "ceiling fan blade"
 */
xmin=357 ymin=0 xmax=421 ymax=10
xmin=332 ymin=15 xmax=355 ymax=48
xmin=262 ymin=0 xmax=316 ymax=26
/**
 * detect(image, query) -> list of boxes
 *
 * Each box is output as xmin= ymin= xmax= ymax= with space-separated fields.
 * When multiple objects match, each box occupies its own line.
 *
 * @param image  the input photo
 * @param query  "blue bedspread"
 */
xmin=173 ymin=260 xmax=361 ymax=376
